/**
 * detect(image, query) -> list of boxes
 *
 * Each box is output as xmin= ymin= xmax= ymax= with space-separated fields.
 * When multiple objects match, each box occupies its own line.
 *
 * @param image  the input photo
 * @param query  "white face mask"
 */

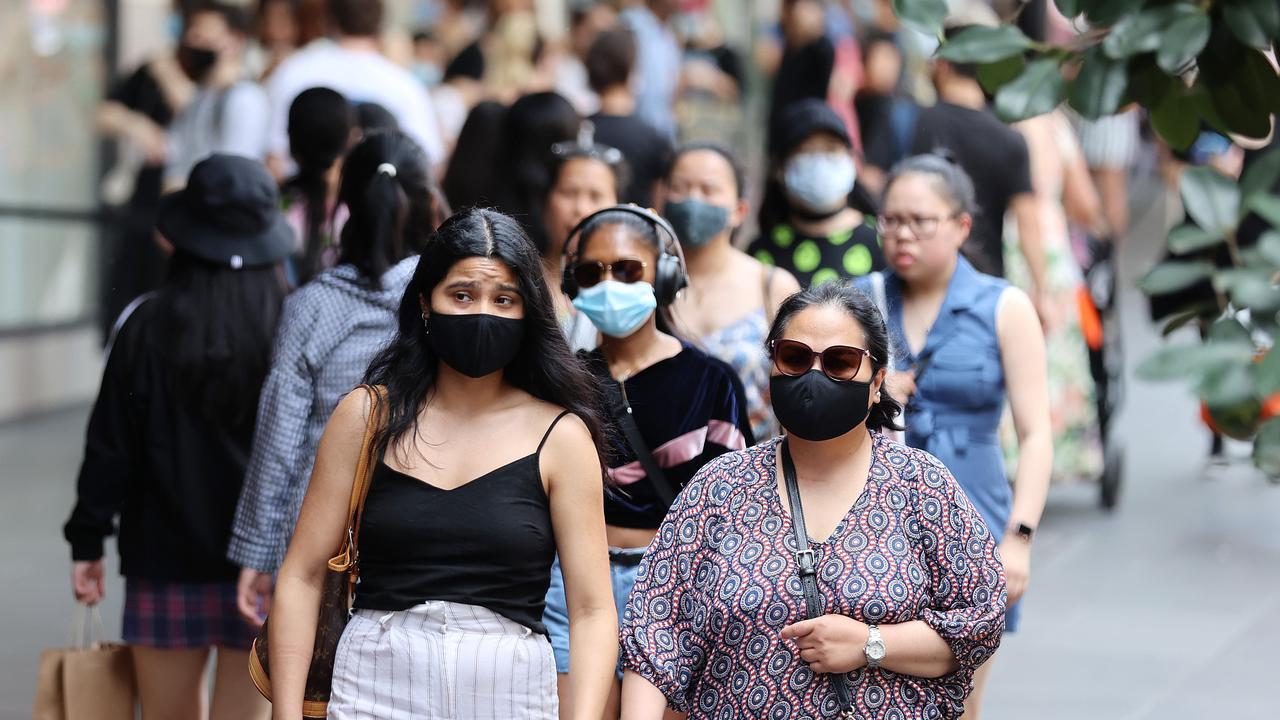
xmin=783 ymin=152 xmax=857 ymax=214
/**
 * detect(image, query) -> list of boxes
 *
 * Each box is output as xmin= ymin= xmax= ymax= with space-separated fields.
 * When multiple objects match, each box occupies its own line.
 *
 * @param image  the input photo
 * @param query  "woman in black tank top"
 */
xmin=268 ymin=209 xmax=619 ymax=720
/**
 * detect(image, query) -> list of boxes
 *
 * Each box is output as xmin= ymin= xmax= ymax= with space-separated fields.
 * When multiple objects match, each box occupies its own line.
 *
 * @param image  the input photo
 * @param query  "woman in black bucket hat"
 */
xmin=65 ymin=154 xmax=291 ymax=720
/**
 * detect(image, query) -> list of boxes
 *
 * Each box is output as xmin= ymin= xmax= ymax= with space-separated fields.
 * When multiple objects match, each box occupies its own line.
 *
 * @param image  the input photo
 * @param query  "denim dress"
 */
xmin=864 ymin=256 xmax=1022 ymax=630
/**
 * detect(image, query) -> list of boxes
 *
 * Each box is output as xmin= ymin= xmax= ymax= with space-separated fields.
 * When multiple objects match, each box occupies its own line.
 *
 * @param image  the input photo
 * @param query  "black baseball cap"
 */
xmin=772 ymin=98 xmax=853 ymax=159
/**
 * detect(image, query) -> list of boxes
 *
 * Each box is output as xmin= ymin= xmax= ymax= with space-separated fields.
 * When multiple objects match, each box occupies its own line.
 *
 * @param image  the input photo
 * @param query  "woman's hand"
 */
xmin=998 ymin=535 xmax=1031 ymax=605
xmin=236 ymin=567 xmax=274 ymax=627
xmin=781 ymin=614 xmax=869 ymax=675
xmin=72 ymin=560 xmax=105 ymax=605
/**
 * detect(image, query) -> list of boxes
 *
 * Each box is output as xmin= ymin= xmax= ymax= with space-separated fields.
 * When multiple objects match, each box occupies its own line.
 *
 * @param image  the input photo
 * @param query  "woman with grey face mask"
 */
xmin=659 ymin=142 xmax=801 ymax=442
xmin=749 ymin=99 xmax=886 ymax=289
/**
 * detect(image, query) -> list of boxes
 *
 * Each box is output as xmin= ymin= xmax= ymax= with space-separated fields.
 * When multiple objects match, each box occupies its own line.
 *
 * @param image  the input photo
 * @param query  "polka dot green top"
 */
xmin=747 ymin=221 xmax=885 ymax=288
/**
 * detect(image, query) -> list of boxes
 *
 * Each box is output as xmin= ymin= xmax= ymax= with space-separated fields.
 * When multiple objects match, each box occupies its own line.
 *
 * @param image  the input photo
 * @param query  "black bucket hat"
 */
xmin=157 ymin=154 xmax=295 ymax=269
xmin=771 ymin=98 xmax=853 ymax=159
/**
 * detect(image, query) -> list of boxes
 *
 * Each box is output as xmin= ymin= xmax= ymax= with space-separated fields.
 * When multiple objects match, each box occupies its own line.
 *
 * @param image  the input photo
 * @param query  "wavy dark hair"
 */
xmin=284 ymin=86 xmax=355 ymax=284
xmin=337 ymin=130 xmax=448 ymax=288
xmin=363 ymin=207 xmax=608 ymax=466
xmin=156 ymin=252 xmax=288 ymax=433
xmin=764 ymin=281 xmax=904 ymax=432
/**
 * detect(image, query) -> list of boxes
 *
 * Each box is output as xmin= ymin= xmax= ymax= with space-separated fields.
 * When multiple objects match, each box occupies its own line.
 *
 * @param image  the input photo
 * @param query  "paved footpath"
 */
xmin=2 ymin=175 xmax=1277 ymax=719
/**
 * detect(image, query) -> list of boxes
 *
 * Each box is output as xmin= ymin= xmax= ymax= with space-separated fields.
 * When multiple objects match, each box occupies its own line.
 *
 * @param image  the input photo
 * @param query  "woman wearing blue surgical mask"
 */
xmin=750 ymin=98 xmax=886 ymax=289
xmin=660 ymin=142 xmax=801 ymax=442
xmin=543 ymin=205 xmax=754 ymax=719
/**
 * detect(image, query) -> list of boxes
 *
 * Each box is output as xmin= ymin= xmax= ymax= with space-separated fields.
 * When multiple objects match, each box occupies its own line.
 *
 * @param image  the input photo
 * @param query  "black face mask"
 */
xmin=178 ymin=43 xmax=219 ymax=82
xmin=428 ymin=311 xmax=525 ymax=379
xmin=770 ymin=370 xmax=872 ymax=441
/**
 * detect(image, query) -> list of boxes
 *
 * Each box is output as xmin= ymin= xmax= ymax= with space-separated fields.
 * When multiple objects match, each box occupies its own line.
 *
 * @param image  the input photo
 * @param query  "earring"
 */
xmin=421 ymin=313 xmax=429 ymax=333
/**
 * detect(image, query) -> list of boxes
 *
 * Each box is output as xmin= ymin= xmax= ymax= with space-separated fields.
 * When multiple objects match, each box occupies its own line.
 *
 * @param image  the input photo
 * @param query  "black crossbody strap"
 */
xmin=608 ymin=382 xmax=677 ymax=507
xmin=780 ymin=440 xmax=856 ymax=716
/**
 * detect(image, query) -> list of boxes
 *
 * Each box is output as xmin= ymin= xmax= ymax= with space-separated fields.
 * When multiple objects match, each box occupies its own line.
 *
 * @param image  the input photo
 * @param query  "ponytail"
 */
xmin=337 ymin=130 xmax=442 ymax=287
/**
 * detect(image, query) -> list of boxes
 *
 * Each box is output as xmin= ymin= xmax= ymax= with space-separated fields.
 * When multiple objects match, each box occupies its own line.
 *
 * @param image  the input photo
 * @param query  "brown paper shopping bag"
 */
xmin=33 ymin=606 xmax=136 ymax=720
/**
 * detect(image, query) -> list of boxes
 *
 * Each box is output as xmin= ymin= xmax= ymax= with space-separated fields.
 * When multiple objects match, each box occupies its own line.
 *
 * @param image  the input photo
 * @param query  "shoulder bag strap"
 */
xmin=780 ymin=440 xmax=856 ymax=717
xmin=328 ymin=384 xmax=387 ymax=586
xmin=607 ymin=380 xmax=677 ymax=507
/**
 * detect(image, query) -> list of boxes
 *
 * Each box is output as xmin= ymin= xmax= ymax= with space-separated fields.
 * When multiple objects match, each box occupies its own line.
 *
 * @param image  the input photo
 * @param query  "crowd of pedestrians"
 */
xmin=65 ymin=0 xmax=1247 ymax=718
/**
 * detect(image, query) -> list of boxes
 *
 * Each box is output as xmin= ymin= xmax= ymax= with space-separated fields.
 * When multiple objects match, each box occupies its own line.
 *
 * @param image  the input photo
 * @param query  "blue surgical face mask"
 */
xmin=411 ymin=62 xmax=443 ymax=87
xmin=784 ymin=152 xmax=857 ymax=214
xmin=664 ymin=198 xmax=730 ymax=249
xmin=571 ymin=280 xmax=658 ymax=339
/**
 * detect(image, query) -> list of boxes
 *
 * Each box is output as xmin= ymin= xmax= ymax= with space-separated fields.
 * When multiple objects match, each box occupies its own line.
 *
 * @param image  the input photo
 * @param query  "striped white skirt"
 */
xmin=328 ymin=601 xmax=558 ymax=720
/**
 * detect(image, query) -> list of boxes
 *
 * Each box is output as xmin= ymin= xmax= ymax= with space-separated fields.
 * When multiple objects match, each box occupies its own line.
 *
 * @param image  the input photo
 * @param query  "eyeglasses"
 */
xmin=876 ymin=212 xmax=960 ymax=240
xmin=572 ymin=258 xmax=648 ymax=288
xmin=769 ymin=339 xmax=876 ymax=382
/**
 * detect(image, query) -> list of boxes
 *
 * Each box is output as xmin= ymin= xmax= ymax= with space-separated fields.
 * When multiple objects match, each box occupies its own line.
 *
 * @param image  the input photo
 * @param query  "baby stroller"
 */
xmin=1077 ymin=234 xmax=1126 ymax=508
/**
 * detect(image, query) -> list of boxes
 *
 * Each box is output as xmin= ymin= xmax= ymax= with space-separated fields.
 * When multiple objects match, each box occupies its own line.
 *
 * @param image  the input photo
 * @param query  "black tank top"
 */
xmin=352 ymin=412 xmax=570 ymax=634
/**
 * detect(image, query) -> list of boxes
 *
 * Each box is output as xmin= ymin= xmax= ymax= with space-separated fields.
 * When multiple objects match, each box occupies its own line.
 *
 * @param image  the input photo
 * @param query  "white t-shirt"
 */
xmin=266 ymin=41 xmax=445 ymax=166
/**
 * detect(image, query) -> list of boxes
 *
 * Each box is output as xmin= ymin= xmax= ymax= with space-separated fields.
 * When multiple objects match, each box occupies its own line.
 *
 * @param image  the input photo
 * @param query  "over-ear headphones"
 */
xmin=560 ymin=204 xmax=690 ymax=307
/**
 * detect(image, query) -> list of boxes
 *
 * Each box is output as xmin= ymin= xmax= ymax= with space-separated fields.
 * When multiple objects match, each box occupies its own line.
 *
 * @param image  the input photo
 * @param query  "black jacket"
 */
xmin=64 ymin=299 xmax=253 ymax=582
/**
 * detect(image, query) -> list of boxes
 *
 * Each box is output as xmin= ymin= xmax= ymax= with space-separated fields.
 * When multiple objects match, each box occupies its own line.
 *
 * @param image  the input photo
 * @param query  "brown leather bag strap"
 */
xmin=327 ymin=384 xmax=386 ymax=577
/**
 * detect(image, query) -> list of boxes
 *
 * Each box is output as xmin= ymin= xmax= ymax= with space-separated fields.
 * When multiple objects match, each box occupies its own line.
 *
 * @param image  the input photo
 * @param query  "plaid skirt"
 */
xmin=123 ymin=578 xmax=258 ymax=650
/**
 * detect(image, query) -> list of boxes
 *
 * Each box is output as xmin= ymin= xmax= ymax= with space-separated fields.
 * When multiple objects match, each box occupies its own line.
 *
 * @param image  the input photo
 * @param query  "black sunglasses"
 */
xmin=770 ymin=338 xmax=876 ymax=382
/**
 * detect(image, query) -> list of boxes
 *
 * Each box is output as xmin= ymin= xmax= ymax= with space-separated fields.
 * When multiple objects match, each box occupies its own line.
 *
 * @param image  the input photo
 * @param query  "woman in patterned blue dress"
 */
xmin=621 ymin=282 xmax=1006 ymax=719
xmin=863 ymin=154 xmax=1053 ymax=718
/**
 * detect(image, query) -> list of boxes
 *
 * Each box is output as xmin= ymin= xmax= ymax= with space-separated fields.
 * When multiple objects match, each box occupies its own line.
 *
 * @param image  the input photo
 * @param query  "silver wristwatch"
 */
xmin=864 ymin=624 xmax=886 ymax=669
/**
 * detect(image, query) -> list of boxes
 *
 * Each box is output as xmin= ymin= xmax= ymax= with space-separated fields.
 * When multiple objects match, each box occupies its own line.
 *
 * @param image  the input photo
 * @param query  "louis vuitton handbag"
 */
xmin=247 ymin=384 xmax=386 ymax=718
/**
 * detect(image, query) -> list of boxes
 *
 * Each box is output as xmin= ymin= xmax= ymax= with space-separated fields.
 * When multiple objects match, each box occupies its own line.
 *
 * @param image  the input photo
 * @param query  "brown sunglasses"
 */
xmin=770 ymin=339 xmax=877 ymax=382
xmin=571 ymin=258 xmax=648 ymax=288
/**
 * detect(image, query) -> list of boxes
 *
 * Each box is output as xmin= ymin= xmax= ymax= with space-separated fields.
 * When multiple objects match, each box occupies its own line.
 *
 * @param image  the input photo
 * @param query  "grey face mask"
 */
xmin=664 ymin=198 xmax=730 ymax=249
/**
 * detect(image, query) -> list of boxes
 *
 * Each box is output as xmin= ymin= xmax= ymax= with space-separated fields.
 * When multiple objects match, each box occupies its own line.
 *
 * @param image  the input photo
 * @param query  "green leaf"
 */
xmin=1255 ymin=344 xmax=1280 ymax=396
xmin=1246 ymin=195 xmax=1280 ymax=229
xmin=994 ymin=58 xmax=1065 ymax=122
xmin=1137 ymin=341 xmax=1254 ymax=381
xmin=1253 ymin=418 xmax=1280 ymax=478
xmin=1223 ymin=0 xmax=1280 ymax=49
xmin=1196 ymin=30 xmax=1279 ymax=138
xmin=1156 ymin=9 xmax=1211 ymax=74
xmin=977 ymin=55 xmax=1026 ymax=96
xmin=1069 ymin=49 xmax=1128 ymax=120
xmin=1180 ymin=166 xmax=1241 ymax=237
xmin=1209 ymin=316 xmax=1253 ymax=345
xmin=1053 ymin=0 xmax=1085 ymax=17
xmin=1258 ymin=231 xmax=1280 ymax=267
xmin=1161 ymin=305 xmax=1217 ymax=336
xmin=1168 ymin=224 xmax=1222 ymax=254
xmin=892 ymin=0 xmax=948 ymax=36
xmin=1217 ymin=268 xmax=1280 ymax=312
xmin=1240 ymin=148 xmax=1280 ymax=203
xmin=1137 ymin=260 xmax=1216 ymax=295
xmin=1103 ymin=5 xmax=1188 ymax=59
xmin=1084 ymin=0 xmax=1149 ymax=28
xmin=1200 ymin=361 xmax=1259 ymax=408
xmin=1150 ymin=92 xmax=1199 ymax=150
xmin=1124 ymin=54 xmax=1175 ymax=109
xmin=939 ymin=25 xmax=1033 ymax=64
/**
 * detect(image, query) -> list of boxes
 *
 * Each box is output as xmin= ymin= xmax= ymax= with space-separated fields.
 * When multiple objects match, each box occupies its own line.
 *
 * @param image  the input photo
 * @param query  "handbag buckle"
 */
xmin=795 ymin=549 xmax=816 ymax=576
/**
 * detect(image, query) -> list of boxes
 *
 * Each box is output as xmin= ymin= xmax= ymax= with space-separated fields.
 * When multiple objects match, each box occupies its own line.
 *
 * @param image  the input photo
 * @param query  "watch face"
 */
xmin=868 ymin=641 xmax=886 ymax=661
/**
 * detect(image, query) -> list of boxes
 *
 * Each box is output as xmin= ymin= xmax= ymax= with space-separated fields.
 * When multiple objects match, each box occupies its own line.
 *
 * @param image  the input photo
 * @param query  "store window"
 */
xmin=0 ymin=0 xmax=108 ymax=331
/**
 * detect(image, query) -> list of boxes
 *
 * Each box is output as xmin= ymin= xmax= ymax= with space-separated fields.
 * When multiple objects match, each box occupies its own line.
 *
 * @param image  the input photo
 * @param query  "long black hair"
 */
xmin=284 ymin=86 xmax=354 ymax=284
xmin=363 ymin=207 xmax=608 ymax=465
xmin=764 ymin=281 xmax=904 ymax=432
xmin=155 ymin=252 xmax=288 ymax=433
xmin=497 ymin=92 xmax=581 ymax=250
xmin=442 ymin=100 xmax=508 ymax=211
xmin=337 ymin=129 xmax=449 ymax=287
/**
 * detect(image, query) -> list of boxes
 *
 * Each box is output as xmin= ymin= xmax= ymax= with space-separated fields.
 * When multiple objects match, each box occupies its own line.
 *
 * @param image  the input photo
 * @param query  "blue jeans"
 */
xmin=542 ymin=547 xmax=645 ymax=673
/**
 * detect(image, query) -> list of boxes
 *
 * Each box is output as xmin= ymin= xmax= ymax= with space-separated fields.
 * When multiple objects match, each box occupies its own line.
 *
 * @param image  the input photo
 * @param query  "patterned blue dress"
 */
xmin=863 ymin=256 xmax=1022 ymax=630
